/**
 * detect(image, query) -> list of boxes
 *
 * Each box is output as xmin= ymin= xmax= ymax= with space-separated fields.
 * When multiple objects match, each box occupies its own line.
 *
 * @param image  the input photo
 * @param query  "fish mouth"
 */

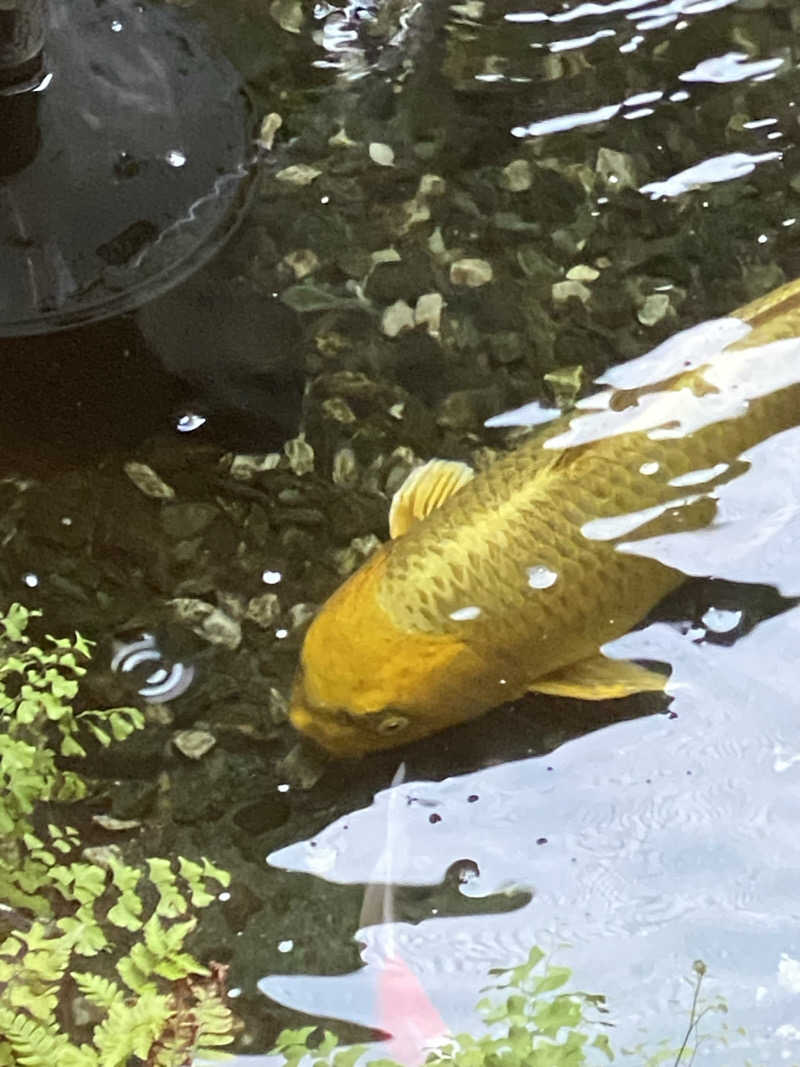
xmin=289 ymin=701 xmax=376 ymax=758
xmin=288 ymin=675 xmax=374 ymax=758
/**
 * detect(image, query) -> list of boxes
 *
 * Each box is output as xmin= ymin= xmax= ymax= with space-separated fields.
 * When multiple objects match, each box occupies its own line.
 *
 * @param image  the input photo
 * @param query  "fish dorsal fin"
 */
xmin=388 ymin=459 xmax=474 ymax=539
xmin=529 ymin=654 xmax=668 ymax=700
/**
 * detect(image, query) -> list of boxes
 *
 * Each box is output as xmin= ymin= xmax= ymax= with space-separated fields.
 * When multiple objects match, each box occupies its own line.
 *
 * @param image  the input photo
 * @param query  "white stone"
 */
xmin=369 ymin=142 xmax=395 ymax=167
xmin=566 ymin=264 xmax=600 ymax=282
xmin=449 ymin=258 xmax=493 ymax=287
xmin=173 ymin=729 xmax=217 ymax=760
xmin=284 ymin=434 xmax=315 ymax=476
xmin=276 ymin=164 xmax=321 ymax=186
xmin=552 ymin=280 xmax=591 ymax=305
xmin=414 ymin=292 xmax=445 ymax=336
xmin=168 ymin=598 xmax=242 ymax=649
xmin=638 ymin=292 xmax=671 ymax=326
xmin=418 ymin=174 xmax=446 ymax=198
xmin=502 ymin=159 xmax=532 ymax=192
xmin=381 ymin=299 xmax=415 ymax=337
xmin=258 ymin=112 xmax=282 ymax=151
xmin=124 ymin=462 xmax=175 ymax=500
xmin=283 ymin=249 xmax=319 ymax=279
xmin=332 ymin=447 xmax=359 ymax=488
xmin=229 ymin=453 xmax=282 ymax=481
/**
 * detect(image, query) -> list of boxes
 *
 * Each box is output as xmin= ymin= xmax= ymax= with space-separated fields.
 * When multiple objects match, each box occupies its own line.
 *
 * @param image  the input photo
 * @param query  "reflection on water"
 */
xmin=268 ymin=606 xmax=800 ymax=1061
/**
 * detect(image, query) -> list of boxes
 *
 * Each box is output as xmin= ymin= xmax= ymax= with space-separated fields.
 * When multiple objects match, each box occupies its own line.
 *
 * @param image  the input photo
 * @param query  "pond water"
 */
xmin=4 ymin=0 xmax=800 ymax=1062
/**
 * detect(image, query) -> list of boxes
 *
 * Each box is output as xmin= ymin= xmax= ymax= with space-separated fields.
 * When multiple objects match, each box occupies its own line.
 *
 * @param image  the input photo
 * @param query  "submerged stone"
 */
xmin=124 ymin=462 xmax=175 ymax=500
xmin=168 ymin=598 xmax=242 ymax=650
xmin=450 ymin=258 xmax=494 ymax=287
xmin=284 ymin=435 xmax=315 ymax=476
xmin=173 ymin=729 xmax=217 ymax=760
xmin=381 ymin=300 xmax=416 ymax=337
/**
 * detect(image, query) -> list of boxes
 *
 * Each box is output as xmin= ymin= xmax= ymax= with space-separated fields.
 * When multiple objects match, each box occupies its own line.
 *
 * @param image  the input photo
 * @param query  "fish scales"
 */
xmin=380 ymin=383 xmax=800 ymax=675
xmin=290 ymin=277 xmax=800 ymax=754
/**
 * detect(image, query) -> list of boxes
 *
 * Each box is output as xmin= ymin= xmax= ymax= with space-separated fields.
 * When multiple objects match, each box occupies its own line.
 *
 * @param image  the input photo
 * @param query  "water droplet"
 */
xmin=449 ymin=605 xmax=481 ymax=621
xmin=228 ymin=987 xmax=243 ymax=998
xmin=176 ymin=413 xmax=206 ymax=433
xmin=640 ymin=461 xmax=659 ymax=475
xmin=701 ymin=607 xmax=742 ymax=633
xmin=110 ymin=19 xmax=123 ymax=31
xmin=218 ymin=891 xmax=231 ymax=902
xmin=262 ymin=570 xmax=282 ymax=585
xmin=278 ymin=940 xmax=294 ymax=953
xmin=23 ymin=573 xmax=39 ymax=588
xmin=275 ymin=628 xmax=289 ymax=639
xmin=61 ymin=516 xmax=72 ymax=526
xmin=277 ymin=783 xmax=290 ymax=793
xmin=165 ymin=149 xmax=187 ymax=168
xmin=526 ymin=565 xmax=558 ymax=589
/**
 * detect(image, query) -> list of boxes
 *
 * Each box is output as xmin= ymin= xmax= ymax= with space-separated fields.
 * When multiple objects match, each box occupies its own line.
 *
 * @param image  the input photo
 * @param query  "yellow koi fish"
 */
xmin=290 ymin=279 xmax=800 ymax=756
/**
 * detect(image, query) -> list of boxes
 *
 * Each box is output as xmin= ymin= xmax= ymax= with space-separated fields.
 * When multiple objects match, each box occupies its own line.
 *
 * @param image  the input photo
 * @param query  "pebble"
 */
xmin=566 ymin=264 xmax=600 ymax=282
xmin=371 ymin=247 xmax=402 ymax=266
xmin=596 ymin=146 xmax=638 ymax=190
xmin=284 ymin=435 xmax=315 ymax=476
xmin=258 ymin=112 xmax=282 ymax=151
xmin=502 ymin=159 xmax=532 ymax=192
xmin=168 ymin=598 xmax=242 ymax=650
xmin=428 ymin=227 xmax=447 ymax=258
xmin=91 ymin=814 xmax=141 ymax=831
xmin=124 ymin=461 xmax=175 ymax=500
xmin=369 ymin=142 xmax=395 ymax=167
xmin=283 ymin=249 xmax=320 ymax=279
xmin=414 ymin=292 xmax=445 ymax=337
xmin=418 ymin=174 xmax=446 ymax=198
xmin=332 ymin=447 xmax=359 ymax=488
xmin=402 ymin=196 xmax=431 ymax=231
xmin=321 ymin=397 xmax=357 ymax=424
xmin=450 ymin=258 xmax=493 ymax=287
xmin=81 ymin=845 xmax=122 ymax=868
xmin=173 ymin=729 xmax=217 ymax=760
xmin=276 ymin=164 xmax=321 ymax=186
xmin=381 ymin=299 xmax=415 ymax=337
xmin=552 ymin=280 xmax=591 ymax=305
xmin=229 ymin=453 xmax=282 ymax=481
xmin=246 ymin=593 xmax=282 ymax=629
xmin=638 ymin=292 xmax=672 ymax=326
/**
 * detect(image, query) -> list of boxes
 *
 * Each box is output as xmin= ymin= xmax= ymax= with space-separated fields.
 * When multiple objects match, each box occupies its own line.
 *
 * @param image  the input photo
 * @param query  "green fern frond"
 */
xmin=92 ymin=989 xmax=173 ymax=1065
xmin=72 ymin=972 xmax=125 ymax=1011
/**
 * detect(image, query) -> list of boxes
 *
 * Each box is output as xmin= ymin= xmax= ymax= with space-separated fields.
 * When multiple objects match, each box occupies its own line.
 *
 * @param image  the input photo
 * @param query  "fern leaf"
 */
xmin=0 ymin=1009 xmax=75 ymax=1067
xmin=72 ymin=972 xmax=124 ymax=1011
xmin=93 ymin=990 xmax=172 ymax=1064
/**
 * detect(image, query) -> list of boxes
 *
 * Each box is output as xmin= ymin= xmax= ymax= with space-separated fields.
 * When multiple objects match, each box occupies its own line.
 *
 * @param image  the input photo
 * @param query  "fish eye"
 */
xmin=377 ymin=713 xmax=409 ymax=736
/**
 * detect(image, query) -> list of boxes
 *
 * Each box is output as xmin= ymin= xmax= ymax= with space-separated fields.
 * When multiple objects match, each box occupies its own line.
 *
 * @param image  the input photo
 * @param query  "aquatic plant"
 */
xmin=271 ymin=948 xmax=730 ymax=1067
xmin=0 ymin=604 xmax=236 ymax=1066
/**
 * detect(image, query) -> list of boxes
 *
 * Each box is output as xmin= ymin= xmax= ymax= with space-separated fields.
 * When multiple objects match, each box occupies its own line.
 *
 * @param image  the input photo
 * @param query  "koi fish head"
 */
xmin=289 ymin=543 xmax=489 ymax=757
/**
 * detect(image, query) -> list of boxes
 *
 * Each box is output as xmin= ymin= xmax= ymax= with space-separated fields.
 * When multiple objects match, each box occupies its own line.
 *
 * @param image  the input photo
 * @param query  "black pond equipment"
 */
xmin=0 ymin=0 xmax=256 ymax=338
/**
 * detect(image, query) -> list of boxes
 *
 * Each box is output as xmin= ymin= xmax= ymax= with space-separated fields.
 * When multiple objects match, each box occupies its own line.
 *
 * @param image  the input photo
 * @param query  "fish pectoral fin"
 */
xmin=388 ymin=458 xmax=475 ymax=539
xmin=529 ymin=654 xmax=668 ymax=700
